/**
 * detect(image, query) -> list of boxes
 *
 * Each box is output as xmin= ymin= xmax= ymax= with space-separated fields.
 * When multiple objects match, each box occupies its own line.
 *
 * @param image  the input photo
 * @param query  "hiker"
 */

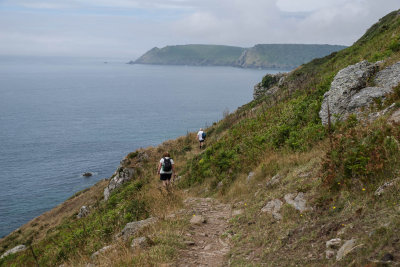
xmin=197 ymin=128 xmax=206 ymax=149
xmin=157 ymin=152 xmax=175 ymax=188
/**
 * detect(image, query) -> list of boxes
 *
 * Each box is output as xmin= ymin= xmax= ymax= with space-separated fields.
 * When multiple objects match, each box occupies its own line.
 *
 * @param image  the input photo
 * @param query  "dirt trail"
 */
xmin=176 ymin=197 xmax=232 ymax=267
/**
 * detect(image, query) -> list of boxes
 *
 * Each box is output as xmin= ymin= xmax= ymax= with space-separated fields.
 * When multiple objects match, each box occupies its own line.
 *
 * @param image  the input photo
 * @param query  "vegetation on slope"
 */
xmin=132 ymin=44 xmax=347 ymax=69
xmin=133 ymin=44 xmax=244 ymax=66
xmin=1 ymin=9 xmax=400 ymax=267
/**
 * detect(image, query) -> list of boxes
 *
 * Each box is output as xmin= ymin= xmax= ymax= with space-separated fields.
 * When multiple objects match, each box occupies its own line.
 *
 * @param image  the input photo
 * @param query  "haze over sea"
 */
xmin=0 ymin=56 xmax=281 ymax=237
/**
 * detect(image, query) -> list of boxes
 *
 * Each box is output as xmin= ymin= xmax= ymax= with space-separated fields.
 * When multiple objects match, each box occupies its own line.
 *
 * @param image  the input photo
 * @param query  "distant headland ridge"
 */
xmin=130 ymin=44 xmax=347 ymax=69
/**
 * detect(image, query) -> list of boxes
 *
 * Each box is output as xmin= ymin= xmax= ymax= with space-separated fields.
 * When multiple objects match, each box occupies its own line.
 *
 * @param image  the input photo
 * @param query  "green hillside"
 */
xmin=133 ymin=44 xmax=245 ymax=66
xmin=1 ymin=9 xmax=400 ymax=267
xmin=240 ymin=44 xmax=348 ymax=69
xmin=132 ymin=43 xmax=347 ymax=69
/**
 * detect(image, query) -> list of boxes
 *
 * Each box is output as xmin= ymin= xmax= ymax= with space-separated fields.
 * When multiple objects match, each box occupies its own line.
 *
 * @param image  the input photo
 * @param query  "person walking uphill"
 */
xmin=157 ymin=152 xmax=175 ymax=189
xmin=197 ymin=128 xmax=206 ymax=149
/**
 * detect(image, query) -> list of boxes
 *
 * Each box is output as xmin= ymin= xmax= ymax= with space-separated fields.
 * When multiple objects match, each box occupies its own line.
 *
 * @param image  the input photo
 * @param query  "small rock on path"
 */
xmin=177 ymin=197 xmax=231 ymax=267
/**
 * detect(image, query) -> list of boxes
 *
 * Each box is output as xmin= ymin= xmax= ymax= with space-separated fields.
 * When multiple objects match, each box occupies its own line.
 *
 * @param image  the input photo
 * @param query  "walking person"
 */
xmin=197 ymin=128 xmax=206 ymax=149
xmin=157 ymin=152 xmax=175 ymax=190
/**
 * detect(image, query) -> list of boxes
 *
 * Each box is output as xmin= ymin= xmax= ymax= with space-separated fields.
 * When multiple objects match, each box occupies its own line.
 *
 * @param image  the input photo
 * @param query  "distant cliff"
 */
xmin=131 ymin=44 xmax=347 ymax=69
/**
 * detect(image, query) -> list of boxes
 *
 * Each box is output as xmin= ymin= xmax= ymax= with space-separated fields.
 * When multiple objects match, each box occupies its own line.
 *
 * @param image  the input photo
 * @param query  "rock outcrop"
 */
xmin=320 ymin=61 xmax=400 ymax=124
xmin=284 ymin=192 xmax=311 ymax=212
xmin=119 ymin=217 xmax=158 ymax=241
xmin=253 ymin=73 xmax=286 ymax=100
xmin=104 ymin=165 xmax=135 ymax=201
xmin=1 ymin=245 xmax=27 ymax=259
xmin=77 ymin=205 xmax=90 ymax=219
xmin=261 ymin=199 xmax=283 ymax=220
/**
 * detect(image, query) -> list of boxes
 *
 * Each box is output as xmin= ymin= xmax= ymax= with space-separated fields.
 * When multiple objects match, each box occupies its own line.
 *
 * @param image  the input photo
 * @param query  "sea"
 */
xmin=0 ymin=55 xmax=282 ymax=238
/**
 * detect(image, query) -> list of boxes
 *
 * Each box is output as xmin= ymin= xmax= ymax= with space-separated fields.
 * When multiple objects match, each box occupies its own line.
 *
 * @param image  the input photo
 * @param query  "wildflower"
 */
xmin=244 ymin=203 xmax=247 ymax=206
xmin=338 ymin=182 xmax=340 ymax=185
xmin=193 ymin=214 xmax=196 ymax=217
xmin=362 ymin=188 xmax=366 ymax=191
xmin=333 ymin=206 xmax=336 ymax=210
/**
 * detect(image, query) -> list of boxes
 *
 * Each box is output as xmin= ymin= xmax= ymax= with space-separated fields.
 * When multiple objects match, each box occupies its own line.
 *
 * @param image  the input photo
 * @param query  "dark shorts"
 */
xmin=199 ymin=140 xmax=204 ymax=143
xmin=160 ymin=173 xmax=172 ymax=181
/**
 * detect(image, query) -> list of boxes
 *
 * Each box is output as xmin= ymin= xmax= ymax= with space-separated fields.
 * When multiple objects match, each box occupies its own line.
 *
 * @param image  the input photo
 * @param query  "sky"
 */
xmin=0 ymin=0 xmax=399 ymax=59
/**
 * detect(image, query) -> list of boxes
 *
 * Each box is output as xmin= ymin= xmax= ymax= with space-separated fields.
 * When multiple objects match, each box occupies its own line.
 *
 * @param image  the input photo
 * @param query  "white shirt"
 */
xmin=159 ymin=157 xmax=174 ymax=174
xmin=197 ymin=130 xmax=204 ymax=141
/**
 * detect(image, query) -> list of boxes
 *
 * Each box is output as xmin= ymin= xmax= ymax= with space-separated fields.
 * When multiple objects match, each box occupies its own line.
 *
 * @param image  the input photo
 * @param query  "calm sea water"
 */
xmin=0 ymin=56 xmax=279 ymax=237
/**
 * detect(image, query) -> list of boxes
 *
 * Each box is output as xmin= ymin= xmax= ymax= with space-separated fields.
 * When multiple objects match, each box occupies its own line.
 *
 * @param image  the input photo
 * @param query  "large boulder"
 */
xmin=320 ymin=61 xmax=400 ymax=124
xmin=119 ymin=217 xmax=158 ymax=241
xmin=319 ymin=61 xmax=379 ymax=124
xmin=104 ymin=166 xmax=135 ymax=201
xmin=1 ymin=245 xmax=27 ymax=259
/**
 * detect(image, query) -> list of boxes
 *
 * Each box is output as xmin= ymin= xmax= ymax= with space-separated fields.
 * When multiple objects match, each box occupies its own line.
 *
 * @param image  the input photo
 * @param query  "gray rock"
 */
xmin=375 ymin=178 xmax=400 ymax=196
xmin=131 ymin=236 xmax=149 ymax=249
xmin=232 ymin=209 xmax=243 ymax=216
xmin=368 ymin=103 xmax=396 ymax=121
xmin=319 ymin=61 xmax=380 ymax=124
xmin=104 ymin=166 xmax=135 ymax=200
xmin=347 ymin=86 xmax=392 ymax=111
xmin=253 ymin=73 xmax=286 ymax=100
xmin=91 ymin=245 xmax=113 ymax=260
xmin=336 ymin=239 xmax=357 ymax=261
xmin=246 ymin=172 xmax=255 ymax=183
xmin=326 ymin=250 xmax=335 ymax=259
xmin=326 ymin=238 xmax=342 ymax=249
xmin=375 ymin=62 xmax=400 ymax=89
xmin=261 ymin=199 xmax=283 ymax=220
xmin=320 ymin=61 xmax=400 ymax=125
xmin=1 ymin=245 xmax=27 ymax=259
xmin=284 ymin=192 xmax=311 ymax=212
xmin=190 ymin=215 xmax=206 ymax=225
xmin=120 ymin=217 xmax=158 ymax=241
xmin=389 ymin=108 xmax=400 ymax=124
xmin=266 ymin=174 xmax=281 ymax=187
xmin=77 ymin=205 xmax=90 ymax=219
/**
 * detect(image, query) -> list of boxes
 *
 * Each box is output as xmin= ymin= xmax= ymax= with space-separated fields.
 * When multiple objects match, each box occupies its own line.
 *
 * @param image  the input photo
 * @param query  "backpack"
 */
xmin=202 ymin=132 xmax=206 ymax=139
xmin=162 ymin=157 xmax=172 ymax=172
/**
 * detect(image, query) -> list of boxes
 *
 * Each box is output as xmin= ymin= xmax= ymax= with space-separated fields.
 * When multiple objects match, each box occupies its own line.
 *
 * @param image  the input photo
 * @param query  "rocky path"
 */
xmin=176 ymin=197 xmax=232 ymax=267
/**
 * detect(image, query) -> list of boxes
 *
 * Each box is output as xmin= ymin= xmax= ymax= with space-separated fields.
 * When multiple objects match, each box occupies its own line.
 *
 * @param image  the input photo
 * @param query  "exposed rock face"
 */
xmin=375 ymin=62 xmax=400 ymax=89
xmin=320 ymin=61 xmax=400 ymax=124
xmin=261 ymin=199 xmax=283 ymax=220
xmin=253 ymin=73 xmax=286 ymax=100
xmin=104 ymin=166 xmax=135 ymax=201
xmin=284 ymin=192 xmax=311 ymax=212
xmin=77 ymin=205 xmax=90 ymax=219
xmin=336 ymin=239 xmax=357 ymax=261
xmin=120 ymin=217 xmax=158 ymax=241
xmin=320 ymin=61 xmax=379 ymax=124
xmin=1 ymin=245 xmax=27 ymax=259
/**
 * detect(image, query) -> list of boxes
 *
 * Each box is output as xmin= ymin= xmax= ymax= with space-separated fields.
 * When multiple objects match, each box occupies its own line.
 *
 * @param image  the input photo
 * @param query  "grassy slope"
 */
xmin=242 ymin=44 xmax=347 ymax=69
xmin=1 ymin=9 xmax=400 ymax=267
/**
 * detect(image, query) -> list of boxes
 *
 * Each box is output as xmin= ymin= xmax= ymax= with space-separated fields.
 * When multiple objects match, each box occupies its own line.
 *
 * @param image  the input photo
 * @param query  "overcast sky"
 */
xmin=0 ymin=0 xmax=399 ymax=59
